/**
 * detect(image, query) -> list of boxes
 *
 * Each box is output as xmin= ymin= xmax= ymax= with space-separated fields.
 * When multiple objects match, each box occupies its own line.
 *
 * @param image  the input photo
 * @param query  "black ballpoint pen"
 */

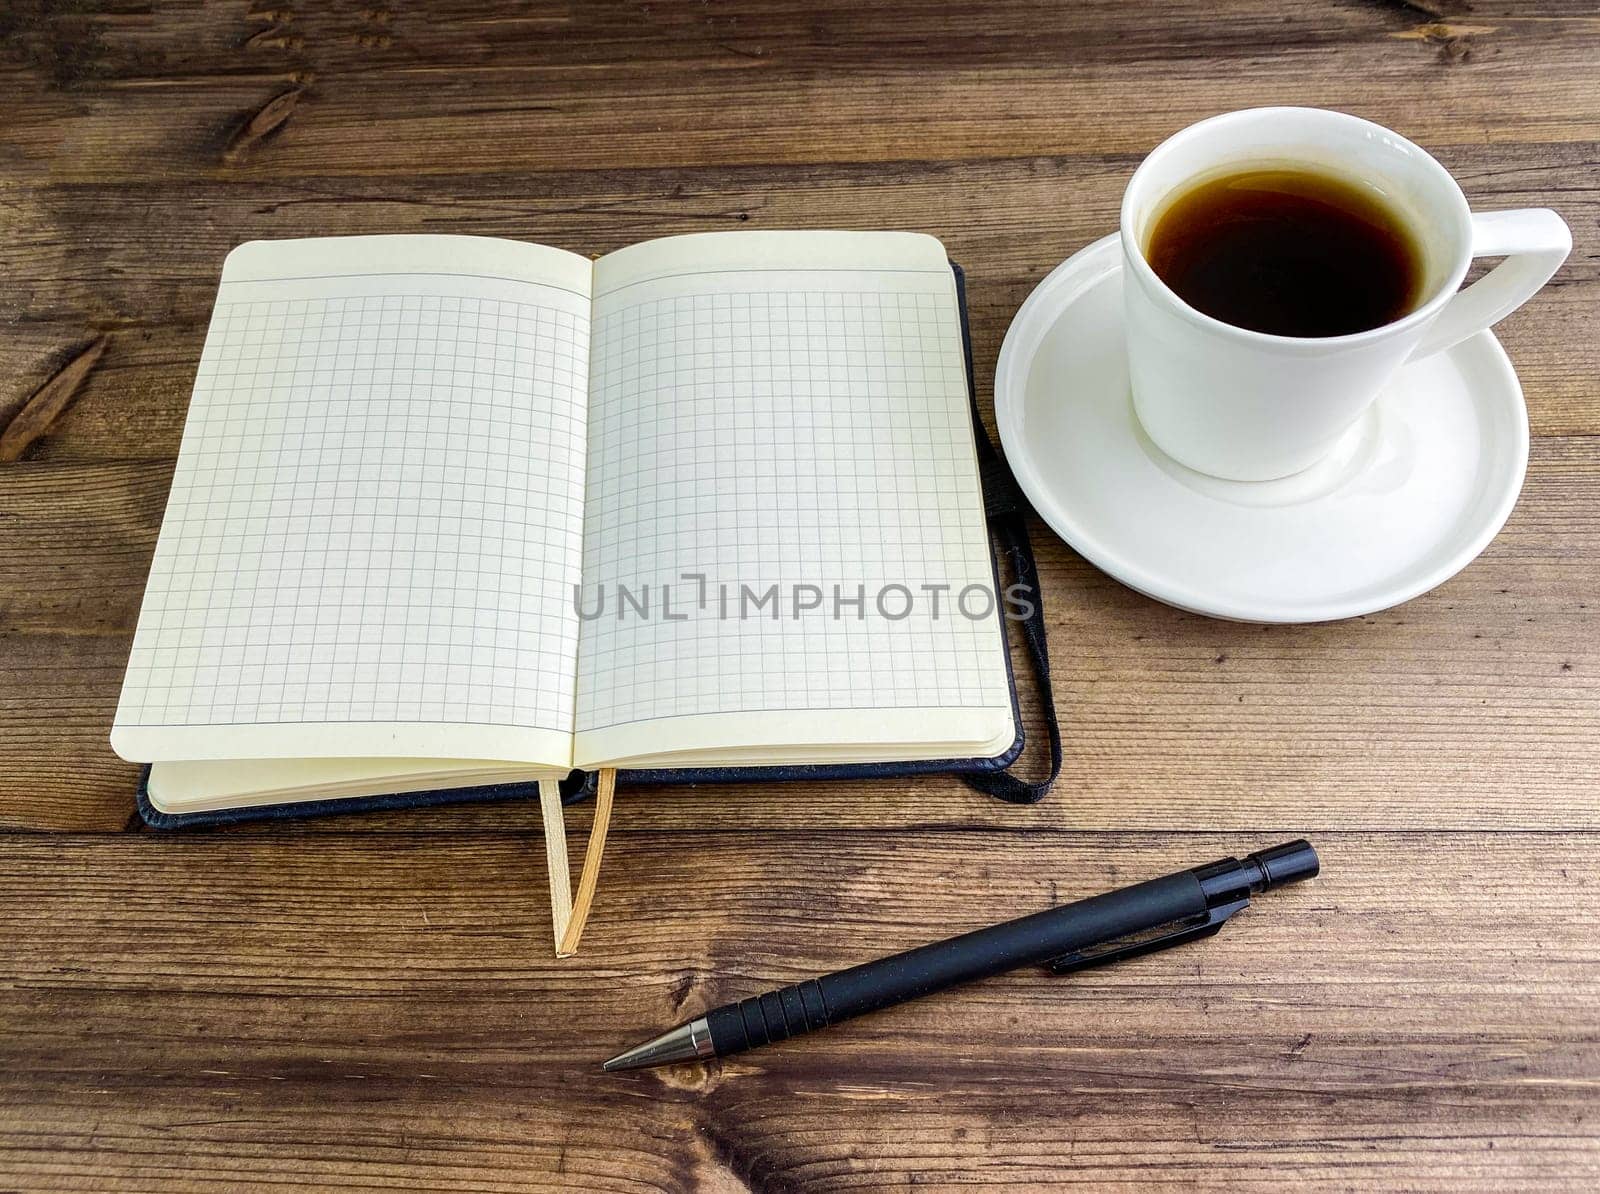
xmin=603 ymin=839 xmax=1318 ymax=1071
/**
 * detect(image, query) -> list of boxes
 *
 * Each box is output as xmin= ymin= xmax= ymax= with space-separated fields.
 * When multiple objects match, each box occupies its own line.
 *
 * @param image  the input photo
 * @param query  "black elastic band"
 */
xmin=951 ymin=264 xmax=1063 ymax=805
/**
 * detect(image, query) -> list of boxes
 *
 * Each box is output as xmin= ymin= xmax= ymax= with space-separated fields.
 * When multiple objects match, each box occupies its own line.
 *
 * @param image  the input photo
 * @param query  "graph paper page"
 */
xmin=112 ymin=235 xmax=590 ymax=766
xmin=574 ymin=232 xmax=1013 ymax=767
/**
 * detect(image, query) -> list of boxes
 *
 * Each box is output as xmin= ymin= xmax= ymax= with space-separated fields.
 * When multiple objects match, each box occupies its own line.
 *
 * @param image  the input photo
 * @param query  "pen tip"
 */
xmin=601 ymin=1019 xmax=712 ymax=1072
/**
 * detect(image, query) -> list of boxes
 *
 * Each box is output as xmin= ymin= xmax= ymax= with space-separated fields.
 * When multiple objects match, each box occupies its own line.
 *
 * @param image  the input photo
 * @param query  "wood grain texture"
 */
xmin=1 ymin=0 xmax=1598 ymax=1189
xmin=2 ymin=831 xmax=1597 ymax=1191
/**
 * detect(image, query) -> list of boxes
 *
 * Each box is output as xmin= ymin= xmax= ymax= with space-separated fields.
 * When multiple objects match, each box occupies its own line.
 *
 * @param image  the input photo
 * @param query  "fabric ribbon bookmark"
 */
xmin=537 ymin=768 xmax=617 ymax=957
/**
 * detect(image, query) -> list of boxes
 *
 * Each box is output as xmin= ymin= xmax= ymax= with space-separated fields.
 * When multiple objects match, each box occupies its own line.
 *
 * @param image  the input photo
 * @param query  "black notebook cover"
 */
xmin=135 ymin=262 xmax=1049 ymax=829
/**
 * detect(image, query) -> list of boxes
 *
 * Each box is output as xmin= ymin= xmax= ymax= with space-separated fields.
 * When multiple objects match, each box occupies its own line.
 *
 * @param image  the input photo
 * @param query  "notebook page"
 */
xmin=573 ymin=231 xmax=1013 ymax=767
xmin=145 ymin=757 xmax=564 ymax=815
xmin=112 ymin=236 xmax=590 ymax=766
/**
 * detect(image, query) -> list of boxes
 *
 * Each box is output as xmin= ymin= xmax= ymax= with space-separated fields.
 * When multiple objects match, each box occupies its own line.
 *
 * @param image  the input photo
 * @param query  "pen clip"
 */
xmin=1046 ymin=896 xmax=1251 ymax=975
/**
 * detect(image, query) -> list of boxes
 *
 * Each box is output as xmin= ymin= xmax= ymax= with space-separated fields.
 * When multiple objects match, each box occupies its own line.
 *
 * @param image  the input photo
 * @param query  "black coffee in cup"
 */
xmin=1145 ymin=166 xmax=1425 ymax=338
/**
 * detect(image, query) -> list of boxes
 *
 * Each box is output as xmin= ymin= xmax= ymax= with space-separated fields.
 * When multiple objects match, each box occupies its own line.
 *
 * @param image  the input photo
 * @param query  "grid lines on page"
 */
xmin=576 ymin=286 xmax=1008 ymax=732
xmin=118 ymin=291 xmax=587 ymax=733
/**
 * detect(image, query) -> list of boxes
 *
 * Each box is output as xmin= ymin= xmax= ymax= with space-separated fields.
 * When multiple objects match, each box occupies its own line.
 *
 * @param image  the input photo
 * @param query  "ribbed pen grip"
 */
xmin=705 ymin=979 xmax=831 ymax=1056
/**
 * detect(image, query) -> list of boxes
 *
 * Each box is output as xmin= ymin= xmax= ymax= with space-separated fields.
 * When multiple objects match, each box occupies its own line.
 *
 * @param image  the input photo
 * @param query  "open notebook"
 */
xmin=112 ymin=232 xmax=1020 ymax=817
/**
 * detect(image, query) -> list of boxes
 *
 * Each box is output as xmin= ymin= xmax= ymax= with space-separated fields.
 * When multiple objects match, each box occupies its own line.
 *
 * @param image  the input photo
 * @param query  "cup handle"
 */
xmin=1407 ymin=208 xmax=1571 ymax=361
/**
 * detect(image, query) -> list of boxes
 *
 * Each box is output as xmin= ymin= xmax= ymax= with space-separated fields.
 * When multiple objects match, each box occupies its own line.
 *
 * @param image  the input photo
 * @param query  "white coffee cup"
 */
xmin=1122 ymin=107 xmax=1570 ymax=482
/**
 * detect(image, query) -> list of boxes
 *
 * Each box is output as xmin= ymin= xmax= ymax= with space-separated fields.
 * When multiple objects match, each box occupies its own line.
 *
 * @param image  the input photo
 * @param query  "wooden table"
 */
xmin=3 ymin=2 xmax=1597 ymax=1189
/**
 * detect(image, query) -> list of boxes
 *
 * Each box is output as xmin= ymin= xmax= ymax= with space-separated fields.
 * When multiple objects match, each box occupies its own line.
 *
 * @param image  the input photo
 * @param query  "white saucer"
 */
xmin=994 ymin=234 xmax=1529 ymax=623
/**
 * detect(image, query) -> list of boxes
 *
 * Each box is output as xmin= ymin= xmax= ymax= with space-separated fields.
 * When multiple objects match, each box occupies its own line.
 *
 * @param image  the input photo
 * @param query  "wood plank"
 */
xmin=0 ymin=830 xmax=1595 ymax=1190
xmin=4 ymin=134 xmax=1596 ymax=465
xmin=3 ymin=435 xmax=1596 ymax=833
xmin=5 ymin=269 xmax=1591 ymax=462
xmin=5 ymin=2 xmax=1600 ymax=181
